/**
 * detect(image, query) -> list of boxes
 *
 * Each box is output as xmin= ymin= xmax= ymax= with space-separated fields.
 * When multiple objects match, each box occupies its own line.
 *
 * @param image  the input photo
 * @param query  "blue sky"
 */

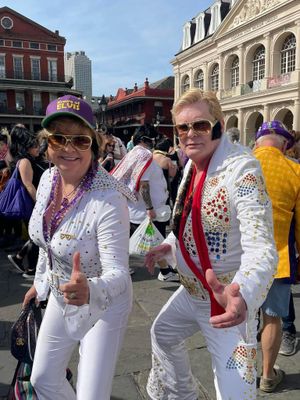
xmin=4 ymin=0 xmax=212 ymax=96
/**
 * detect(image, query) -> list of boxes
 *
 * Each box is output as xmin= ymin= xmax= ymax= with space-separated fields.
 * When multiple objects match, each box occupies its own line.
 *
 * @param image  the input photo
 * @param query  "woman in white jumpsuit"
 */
xmin=23 ymin=95 xmax=135 ymax=400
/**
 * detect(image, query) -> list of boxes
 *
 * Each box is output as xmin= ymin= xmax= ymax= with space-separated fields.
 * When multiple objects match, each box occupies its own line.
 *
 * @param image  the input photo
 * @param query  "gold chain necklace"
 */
xmin=61 ymin=180 xmax=82 ymax=205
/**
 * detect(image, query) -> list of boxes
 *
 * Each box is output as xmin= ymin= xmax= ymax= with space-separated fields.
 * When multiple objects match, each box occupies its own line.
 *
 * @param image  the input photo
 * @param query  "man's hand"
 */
xmin=60 ymin=252 xmax=90 ymax=306
xmin=147 ymin=208 xmax=156 ymax=220
xmin=145 ymin=244 xmax=172 ymax=274
xmin=206 ymin=269 xmax=247 ymax=328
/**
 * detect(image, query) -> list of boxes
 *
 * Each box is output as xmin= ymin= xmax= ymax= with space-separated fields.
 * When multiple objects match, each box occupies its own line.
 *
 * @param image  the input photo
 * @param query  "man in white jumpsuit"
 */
xmin=145 ymin=89 xmax=277 ymax=400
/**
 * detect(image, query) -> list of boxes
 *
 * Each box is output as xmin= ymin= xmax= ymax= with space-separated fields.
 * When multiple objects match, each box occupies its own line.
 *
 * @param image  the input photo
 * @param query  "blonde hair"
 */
xmin=171 ymin=89 xmax=223 ymax=123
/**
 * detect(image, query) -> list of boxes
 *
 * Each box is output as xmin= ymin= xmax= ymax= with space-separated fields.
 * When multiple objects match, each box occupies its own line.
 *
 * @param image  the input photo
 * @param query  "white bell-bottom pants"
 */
xmin=147 ymin=286 xmax=257 ymax=400
xmin=31 ymin=290 xmax=132 ymax=400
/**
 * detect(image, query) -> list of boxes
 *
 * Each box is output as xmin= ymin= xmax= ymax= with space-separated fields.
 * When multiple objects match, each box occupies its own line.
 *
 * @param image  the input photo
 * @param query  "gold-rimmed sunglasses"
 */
xmin=47 ymin=133 xmax=93 ymax=151
xmin=174 ymin=119 xmax=218 ymax=139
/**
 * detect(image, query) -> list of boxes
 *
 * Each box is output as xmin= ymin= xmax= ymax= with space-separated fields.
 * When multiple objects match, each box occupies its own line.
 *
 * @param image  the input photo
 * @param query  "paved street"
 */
xmin=1 ymin=249 xmax=300 ymax=399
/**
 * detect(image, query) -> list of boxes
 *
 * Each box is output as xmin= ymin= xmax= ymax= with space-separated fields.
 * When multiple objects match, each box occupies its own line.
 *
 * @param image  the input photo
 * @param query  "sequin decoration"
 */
xmin=226 ymin=345 xmax=257 ymax=385
xmin=202 ymin=182 xmax=231 ymax=261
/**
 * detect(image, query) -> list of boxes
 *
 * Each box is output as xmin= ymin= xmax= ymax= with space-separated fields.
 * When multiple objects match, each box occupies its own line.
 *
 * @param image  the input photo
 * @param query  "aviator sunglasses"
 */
xmin=47 ymin=133 xmax=93 ymax=151
xmin=174 ymin=119 xmax=218 ymax=139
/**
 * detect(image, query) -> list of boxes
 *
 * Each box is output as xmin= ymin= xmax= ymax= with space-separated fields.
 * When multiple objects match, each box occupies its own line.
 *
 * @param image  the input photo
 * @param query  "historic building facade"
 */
xmin=105 ymin=76 xmax=174 ymax=143
xmin=171 ymin=0 xmax=299 ymax=145
xmin=0 ymin=7 xmax=80 ymax=131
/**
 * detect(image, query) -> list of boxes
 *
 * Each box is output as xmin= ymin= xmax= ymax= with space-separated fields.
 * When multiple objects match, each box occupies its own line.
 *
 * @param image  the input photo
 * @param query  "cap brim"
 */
xmin=41 ymin=111 xmax=95 ymax=130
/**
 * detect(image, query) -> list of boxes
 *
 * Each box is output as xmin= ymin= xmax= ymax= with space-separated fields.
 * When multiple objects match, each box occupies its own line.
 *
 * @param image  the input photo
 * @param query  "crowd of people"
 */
xmin=0 ymin=90 xmax=299 ymax=399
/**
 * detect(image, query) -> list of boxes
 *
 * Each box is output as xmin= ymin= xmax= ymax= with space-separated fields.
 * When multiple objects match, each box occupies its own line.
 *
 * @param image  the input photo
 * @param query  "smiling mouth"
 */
xmin=61 ymin=157 xmax=80 ymax=161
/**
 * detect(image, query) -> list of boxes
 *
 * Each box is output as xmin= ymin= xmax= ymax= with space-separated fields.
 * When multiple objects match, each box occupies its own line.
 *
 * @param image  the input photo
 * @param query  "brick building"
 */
xmin=0 ymin=6 xmax=80 ymax=132
xmin=104 ymin=76 xmax=174 ymax=143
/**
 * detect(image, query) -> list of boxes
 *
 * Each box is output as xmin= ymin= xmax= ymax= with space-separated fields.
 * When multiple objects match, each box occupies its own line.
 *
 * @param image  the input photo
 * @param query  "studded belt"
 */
xmin=179 ymin=270 xmax=236 ymax=300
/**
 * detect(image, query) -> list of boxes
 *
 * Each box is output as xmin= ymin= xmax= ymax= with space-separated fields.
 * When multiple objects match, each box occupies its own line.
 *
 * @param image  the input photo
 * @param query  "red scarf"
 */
xmin=178 ymin=166 xmax=225 ymax=317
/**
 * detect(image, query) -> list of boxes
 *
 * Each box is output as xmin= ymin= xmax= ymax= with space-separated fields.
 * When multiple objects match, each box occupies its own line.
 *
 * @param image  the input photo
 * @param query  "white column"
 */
xmin=203 ymin=62 xmax=209 ymax=91
xmin=238 ymin=108 xmax=245 ymax=144
xmin=238 ymin=45 xmax=245 ymax=85
xmin=219 ymin=54 xmax=224 ymax=91
xmin=263 ymin=104 xmax=270 ymax=122
xmin=264 ymin=33 xmax=271 ymax=78
xmin=294 ymin=100 xmax=300 ymax=132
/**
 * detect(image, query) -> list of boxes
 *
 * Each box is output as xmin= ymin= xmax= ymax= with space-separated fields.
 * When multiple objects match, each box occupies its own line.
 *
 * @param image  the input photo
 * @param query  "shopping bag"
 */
xmin=11 ymin=299 xmax=42 ymax=364
xmin=129 ymin=218 xmax=164 ymax=255
xmin=0 ymin=164 xmax=34 ymax=220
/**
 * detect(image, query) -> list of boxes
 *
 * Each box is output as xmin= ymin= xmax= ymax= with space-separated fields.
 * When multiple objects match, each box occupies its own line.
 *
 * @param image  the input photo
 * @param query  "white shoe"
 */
xmin=158 ymin=270 xmax=179 ymax=282
xmin=129 ymin=267 xmax=135 ymax=275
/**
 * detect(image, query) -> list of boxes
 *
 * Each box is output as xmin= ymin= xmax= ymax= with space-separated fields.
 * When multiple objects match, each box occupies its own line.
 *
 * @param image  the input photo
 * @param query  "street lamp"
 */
xmin=98 ymin=94 xmax=108 ymax=131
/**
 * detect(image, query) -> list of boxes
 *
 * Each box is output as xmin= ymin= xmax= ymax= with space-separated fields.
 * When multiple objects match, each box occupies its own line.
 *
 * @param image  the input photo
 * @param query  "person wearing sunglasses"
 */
xmin=99 ymin=136 xmax=116 ymax=172
xmin=22 ymin=95 xmax=135 ymax=400
xmin=145 ymin=89 xmax=277 ymax=399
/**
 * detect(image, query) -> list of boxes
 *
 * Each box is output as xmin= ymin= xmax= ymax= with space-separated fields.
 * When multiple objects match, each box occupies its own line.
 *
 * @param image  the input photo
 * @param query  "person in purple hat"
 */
xmin=22 ymin=95 xmax=136 ymax=400
xmin=253 ymin=120 xmax=300 ymax=393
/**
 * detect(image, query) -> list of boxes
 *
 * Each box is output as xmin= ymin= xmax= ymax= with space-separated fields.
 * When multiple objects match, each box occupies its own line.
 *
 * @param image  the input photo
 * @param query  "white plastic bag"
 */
xmin=129 ymin=217 xmax=164 ymax=255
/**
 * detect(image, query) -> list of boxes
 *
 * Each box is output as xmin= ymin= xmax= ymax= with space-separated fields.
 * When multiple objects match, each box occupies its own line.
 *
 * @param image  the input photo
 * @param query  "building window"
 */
xmin=0 ymin=55 xmax=5 ymax=78
xmin=211 ymin=64 xmax=219 ymax=91
xmin=252 ymin=46 xmax=265 ymax=81
xmin=0 ymin=39 xmax=4 ymax=46
xmin=194 ymin=70 xmax=204 ymax=90
xmin=281 ymin=34 xmax=296 ymax=74
xmin=15 ymin=92 xmax=25 ymax=111
xmin=13 ymin=56 xmax=24 ymax=79
xmin=1 ymin=16 xmax=13 ymax=30
xmin=47 ymin=44 xmax=57 ymax=51
xmin=31 ymin=58 xmax=40 ymax=80
xmin=30 ymin=42 xmax=40 ymax=49
xmin=12 ymin=41 xmax=22 ymax=48
xmin=32 ymin=92 xmax=42 ymax=115
xmin=49 ymin=93 xmax=57 ymax=103
xmin=182 ymin=75 xmax=190 ymax=92
xmin=0 ymin=91 xmax=7 ymax=112
xmin=231 ymin=57 xmax=239 ymax=87
xmin=48 ymin=59 xmax=57 ymax=81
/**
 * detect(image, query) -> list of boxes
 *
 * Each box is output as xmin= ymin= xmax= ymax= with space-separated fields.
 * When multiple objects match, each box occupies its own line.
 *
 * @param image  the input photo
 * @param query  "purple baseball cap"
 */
xmin=255 ymin=120 xmax=295 ymax=150
xmin=42 ymin=95 xmax=95 ymax=130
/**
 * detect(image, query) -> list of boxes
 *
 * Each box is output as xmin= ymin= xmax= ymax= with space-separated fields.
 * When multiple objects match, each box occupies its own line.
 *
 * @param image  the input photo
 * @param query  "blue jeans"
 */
xmin=282 ymin=292 xmax=296 ymax=334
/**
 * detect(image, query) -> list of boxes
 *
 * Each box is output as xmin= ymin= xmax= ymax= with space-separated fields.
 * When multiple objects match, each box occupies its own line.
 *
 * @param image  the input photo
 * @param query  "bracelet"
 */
xmin=146 ymin=207 xmax=154 ymax=210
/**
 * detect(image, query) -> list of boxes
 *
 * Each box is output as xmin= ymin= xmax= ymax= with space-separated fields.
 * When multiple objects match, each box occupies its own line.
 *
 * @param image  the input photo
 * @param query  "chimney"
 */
xmin=55 ymin=30 xmax=59 ymax=35
xmin=144 ymin=77 xmax=149 ymax=89
xmin=134 ymin=83 xmax=138 ymax=92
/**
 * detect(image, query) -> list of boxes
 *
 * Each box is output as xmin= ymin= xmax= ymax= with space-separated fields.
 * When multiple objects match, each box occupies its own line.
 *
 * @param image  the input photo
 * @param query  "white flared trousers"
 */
xmin=31 ymin=291 xmax=132 ymax=400
xmin=147 ymin=286 xmax=257 ymax=400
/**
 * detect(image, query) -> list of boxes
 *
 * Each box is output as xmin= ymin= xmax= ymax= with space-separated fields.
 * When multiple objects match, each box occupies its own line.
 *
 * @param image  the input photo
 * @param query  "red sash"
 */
xmin=179 ymin=166 xmax=225 ymax=317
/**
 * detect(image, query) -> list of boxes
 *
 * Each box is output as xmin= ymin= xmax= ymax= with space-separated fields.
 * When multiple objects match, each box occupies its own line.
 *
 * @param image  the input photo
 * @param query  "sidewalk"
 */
xmin=1 ymin=249 xmax=300 ymax=399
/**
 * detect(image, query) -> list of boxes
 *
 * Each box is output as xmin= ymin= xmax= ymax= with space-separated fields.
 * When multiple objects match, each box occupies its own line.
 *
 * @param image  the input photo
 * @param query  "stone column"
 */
xmin=238 ymin=108 xmax=245 ymax=144
xmin=238 ymin=45 xmax=245 ymax=85
xmin=263 ymin=104 xmax=270 ymax=122
xmin=203 ymin=62 xmax=209 ymax=91
xmin=294 ymin=100 xmax=300 ymax=132
xmin=219 ymin=54 xmax=224 ymax=92
xmin=264 ymin=33 xmax=271 ymax=78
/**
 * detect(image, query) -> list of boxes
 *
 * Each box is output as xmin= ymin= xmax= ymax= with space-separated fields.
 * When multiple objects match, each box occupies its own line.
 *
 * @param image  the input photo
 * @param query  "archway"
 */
xmin=245 ymin=112 xmax=263 ymax=147
xmin=273 ymin=109 xmax=294 ymax=131
xmin=226 ymin=115 xmax=238 ymax=130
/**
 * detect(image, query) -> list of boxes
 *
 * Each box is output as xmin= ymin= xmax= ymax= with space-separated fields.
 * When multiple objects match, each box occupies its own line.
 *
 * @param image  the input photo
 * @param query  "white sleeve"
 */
xmin=63 ymin=191 xmax=131 ymax=340
xmin=231 ymin=158 xmax=278 ymax=318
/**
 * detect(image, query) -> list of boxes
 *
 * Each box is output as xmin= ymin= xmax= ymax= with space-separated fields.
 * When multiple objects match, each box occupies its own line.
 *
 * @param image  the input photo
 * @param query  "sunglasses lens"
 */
xmin=48 ymin=134 xmax=66 ymax=149
xmin=192 ymin=120 xmax=212 ymax=133
xmin=72 ymin=136 xmax=92 ymax=150
xmin=176 ymin=124 xmax=189 ymax=135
